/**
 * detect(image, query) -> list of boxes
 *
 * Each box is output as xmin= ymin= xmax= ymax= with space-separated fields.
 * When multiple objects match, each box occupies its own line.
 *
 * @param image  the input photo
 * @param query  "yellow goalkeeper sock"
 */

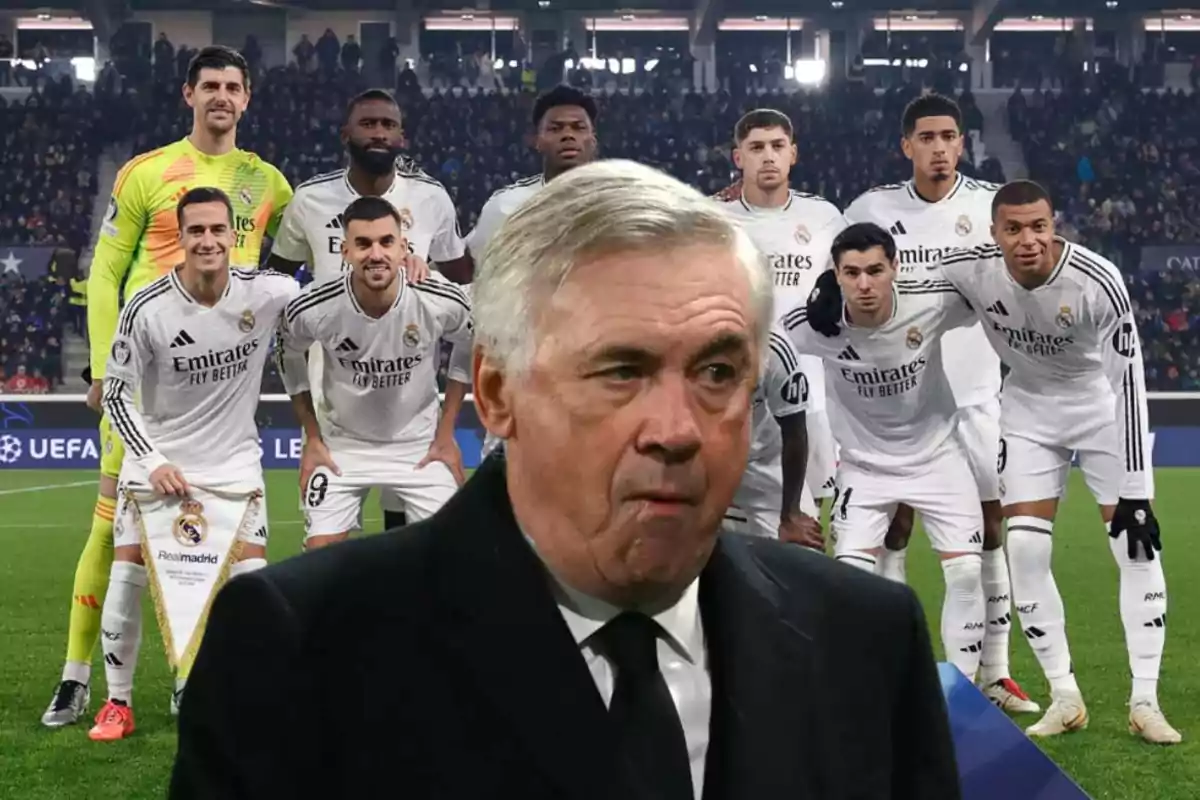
xmin=64 ymin=495 xmax=117 ymax=669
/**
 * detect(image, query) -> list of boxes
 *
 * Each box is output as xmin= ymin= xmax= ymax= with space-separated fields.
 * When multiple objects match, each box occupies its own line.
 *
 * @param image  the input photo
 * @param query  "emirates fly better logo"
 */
xmin=0 ymin=434 xmax=22 ymax=464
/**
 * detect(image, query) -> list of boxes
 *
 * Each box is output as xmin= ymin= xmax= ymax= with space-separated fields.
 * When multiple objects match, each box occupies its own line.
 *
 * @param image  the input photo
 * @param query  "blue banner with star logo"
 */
xmin=0 ymin=247 xmax=57 ymax=279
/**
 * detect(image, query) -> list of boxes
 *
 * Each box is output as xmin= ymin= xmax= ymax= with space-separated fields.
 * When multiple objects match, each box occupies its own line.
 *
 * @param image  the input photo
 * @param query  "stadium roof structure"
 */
xmin=43 ymin=0 xmax=1195 ymax=12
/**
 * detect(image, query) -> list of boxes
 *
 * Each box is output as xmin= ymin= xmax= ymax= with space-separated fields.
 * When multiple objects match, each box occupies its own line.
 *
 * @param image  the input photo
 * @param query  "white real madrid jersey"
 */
xmin=781 ymin=279 xmax=975 ymax=474
xmin=748 ymin=325 xmax=810 ymax=465
xmin=102 ymin=268 xmax=300 ymax=481
xmin=271 ymin=163 xmax=466 ymax=283
xmin=718 ymin=190 xmax=847 ymax=414
xmin=277 ymin=272 xmax=473 ymax=445
xmin=939 ymin=239 xmax=1152 ymax=498
xmin=465 ymin=174 xmax=544 ymax=255
xmin=844 ymin=174 xmax=1002 ymax=408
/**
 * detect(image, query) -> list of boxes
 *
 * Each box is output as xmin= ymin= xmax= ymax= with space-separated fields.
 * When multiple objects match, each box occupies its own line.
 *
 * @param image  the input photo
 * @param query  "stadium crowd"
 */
xmin=0 ymin=44 xmax=1196 ymax=391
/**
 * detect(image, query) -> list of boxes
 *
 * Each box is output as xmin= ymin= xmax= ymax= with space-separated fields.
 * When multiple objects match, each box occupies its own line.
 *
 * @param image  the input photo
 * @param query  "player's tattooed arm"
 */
xmin=263 ymin=252 xmax=306 ymax=277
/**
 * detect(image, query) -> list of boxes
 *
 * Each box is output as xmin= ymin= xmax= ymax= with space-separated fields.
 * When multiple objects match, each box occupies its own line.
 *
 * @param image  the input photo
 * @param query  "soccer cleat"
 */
xmin=983 ymin=678 xmax=1041 ymax=714
xmin=1025 ymin=692 xmax=1088 ymax=738
xmin=88 ymin=700 xmax=136 ymax=742
xmin=41 ymin=679 xmax=90 ymax=728
xmin=1129 ymin=702 xmax=1182 ymax=745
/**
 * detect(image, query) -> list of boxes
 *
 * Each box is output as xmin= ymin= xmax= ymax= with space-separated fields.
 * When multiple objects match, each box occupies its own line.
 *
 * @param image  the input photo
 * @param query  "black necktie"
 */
xmin=595 ymin=612 xmax=694 ymax=800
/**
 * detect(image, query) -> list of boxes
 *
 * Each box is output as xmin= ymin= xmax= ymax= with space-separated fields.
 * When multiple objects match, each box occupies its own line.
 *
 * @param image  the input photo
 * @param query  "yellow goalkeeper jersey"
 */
xmin=88 ymin=136 xmax=293 ymax=378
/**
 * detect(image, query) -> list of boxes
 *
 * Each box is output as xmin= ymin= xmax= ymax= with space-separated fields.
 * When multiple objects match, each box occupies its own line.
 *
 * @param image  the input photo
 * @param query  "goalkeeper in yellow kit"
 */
xmin=41 ymin=45 xmax=293 ymax=727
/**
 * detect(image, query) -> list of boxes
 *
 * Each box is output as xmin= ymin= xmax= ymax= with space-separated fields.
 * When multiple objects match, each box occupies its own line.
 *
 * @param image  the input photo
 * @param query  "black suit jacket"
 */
xmin=171 ymin=456 xmax=960 ymax=799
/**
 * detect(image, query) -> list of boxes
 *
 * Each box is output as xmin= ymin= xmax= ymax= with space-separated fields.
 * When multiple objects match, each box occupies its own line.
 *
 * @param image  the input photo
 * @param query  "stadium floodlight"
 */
xmin=793 ymin=59 xmax=827 ymax=86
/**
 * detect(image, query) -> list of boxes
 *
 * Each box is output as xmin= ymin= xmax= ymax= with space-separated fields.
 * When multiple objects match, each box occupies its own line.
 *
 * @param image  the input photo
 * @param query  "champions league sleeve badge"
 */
xmin=111 ymin=339 xmax=131 ymax=366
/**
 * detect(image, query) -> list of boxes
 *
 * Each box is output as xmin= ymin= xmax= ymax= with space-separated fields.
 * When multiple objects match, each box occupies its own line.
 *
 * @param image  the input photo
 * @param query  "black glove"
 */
xmin=1110 ymin=498 xmax=1162 ymax=561
xmin=81 ymin=365 xmax=92 ymax=385
xmin=805 ymin=269 xmax=842 ymax=338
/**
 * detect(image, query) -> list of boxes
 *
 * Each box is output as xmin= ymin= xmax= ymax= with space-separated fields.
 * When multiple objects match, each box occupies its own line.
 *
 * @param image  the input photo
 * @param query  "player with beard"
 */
xmin=267 ymin=89 xmax=469 ymax=532
xmin=42 ymin=45 xmax=293 ymax=728
xmin=840 ymin=94 xmax=1036 ymax=715
xmin=451 ymin=85 xmax=599 ymax=460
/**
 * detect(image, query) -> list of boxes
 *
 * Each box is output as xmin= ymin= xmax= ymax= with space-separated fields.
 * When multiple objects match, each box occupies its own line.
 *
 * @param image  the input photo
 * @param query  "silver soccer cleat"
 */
xmin=41 ymin=679 xmax=90 ymax=728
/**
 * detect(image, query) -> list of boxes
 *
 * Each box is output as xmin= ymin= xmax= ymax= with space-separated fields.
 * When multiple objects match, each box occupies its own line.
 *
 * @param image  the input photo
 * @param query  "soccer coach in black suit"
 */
xmin=171 ymin=160 xmax=960 ymax=799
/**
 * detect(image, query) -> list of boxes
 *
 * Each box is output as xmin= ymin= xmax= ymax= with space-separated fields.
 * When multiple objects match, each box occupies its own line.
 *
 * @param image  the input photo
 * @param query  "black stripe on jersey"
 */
xmin=117 ymin=279 xmax=173 ymax=337
xmin=493 ymin=174 xmax=543 ymax=197
xmin=781 ymin=307 xmax=809 ymax=332
xmin=412 ymin=280 xmax=470 ymax=313
xmin=285 ymin=279 xmax=346 ymax=324
xmin=939 ymin=244 xmax=1002 ymax=267
xmin=768 ymin=332 xmax=799 ymax=374
xmin=297 ymin=170 xmax=343 ymax=190
xmin=102 ymin=377 xmax=152 ymax=457
xmin=1067 ymin=251 xmax=1130 ymax=318
xmin=1123 ymin=363 xmax=1145 ymax=473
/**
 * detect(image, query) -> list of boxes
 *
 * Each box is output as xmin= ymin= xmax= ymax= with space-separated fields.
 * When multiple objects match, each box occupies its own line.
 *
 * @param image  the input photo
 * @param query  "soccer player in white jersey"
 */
xmin=724 ymin=323 xmax=823 ymax=547
xmin=466 ymin=85 xmax=598 ymax=259
xmin=266 ymin=88 xmax=468 ymax=530
xmin=781 ymin=222 xmax=986 ymax=681
xmin=88 ymin=188 xmax=300 ymax=741
xmin=714 ymin=109 xmax=846 ymax=508
xmin=457 ymin=85 xmax=599 ymax=459
xmin=276 ymin=196 xmax=473 ymax=550
xmin=936 ymin=180 xmax=1178 ymax=744
xmin=841 ymin=93 xmax=1035 ymax=714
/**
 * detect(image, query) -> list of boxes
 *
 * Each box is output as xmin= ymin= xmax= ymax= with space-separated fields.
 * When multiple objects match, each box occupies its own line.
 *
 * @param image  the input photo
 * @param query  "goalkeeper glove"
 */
xmin=1110 ymin=498 xmax=1162 ymax=561
xmin=805 ymin=269 xmax=843 ymax=338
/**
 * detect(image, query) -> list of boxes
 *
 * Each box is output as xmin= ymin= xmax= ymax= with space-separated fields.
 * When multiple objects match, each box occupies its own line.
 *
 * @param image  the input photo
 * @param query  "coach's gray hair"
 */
xmin=472 ymin=159 xmax=774 ymax=374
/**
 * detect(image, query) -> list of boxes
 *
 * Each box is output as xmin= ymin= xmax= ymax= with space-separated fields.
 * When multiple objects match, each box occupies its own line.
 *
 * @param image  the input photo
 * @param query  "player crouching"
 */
xmin=276 ymin=196 xmax=471 ymax=549
xmin=89 ymin=188 xmax=300 ymax=741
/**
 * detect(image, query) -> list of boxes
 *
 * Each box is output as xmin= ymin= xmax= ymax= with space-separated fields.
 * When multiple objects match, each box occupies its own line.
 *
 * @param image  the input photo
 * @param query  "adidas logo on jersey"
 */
xmin=170 ymin=330 xmax=196 ymax=348
xmin=969 ymin=531 xmax=982 ymax=545
xmin=334 ymin=337 xmax=359 ymax=353
xmin=889 ymin=221 xmax=908 ymax=236
xmin=985 ymin=300 xmax=1010 ymax=316
xmin=325 ymin=216 xmax=343 ymax=230
xmin=836 ymin=346 xmax=861 ymax=361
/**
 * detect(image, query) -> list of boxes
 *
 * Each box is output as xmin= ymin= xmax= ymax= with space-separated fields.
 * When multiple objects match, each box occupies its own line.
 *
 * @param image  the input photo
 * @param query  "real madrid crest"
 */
xmin=403 ymin=323 xmax=421 ymax=348
xmin=398 ymin=207 xmax=414 ymax=232
xmin=172 ymin=499 xmax=208 ymax=547
xmin=955 ymin=215 xmax=972 ymax=236
xmin=794 ymin=224 xmax=811 ymax=245
xmin=906 ymin=326 xmax=923 ymax=350
xmin=1055 ymin=305 xmax=1074 ymax=329
xmin=239 ymin=309 xmax=255 ymax=333
xmin=239 ymin=187 xmax=253 ymax=206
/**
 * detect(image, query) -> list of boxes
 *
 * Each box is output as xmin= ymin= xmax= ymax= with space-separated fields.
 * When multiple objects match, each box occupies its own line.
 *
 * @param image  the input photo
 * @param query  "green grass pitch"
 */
xmin=1 ymin=468 xmax=1198 ymax=798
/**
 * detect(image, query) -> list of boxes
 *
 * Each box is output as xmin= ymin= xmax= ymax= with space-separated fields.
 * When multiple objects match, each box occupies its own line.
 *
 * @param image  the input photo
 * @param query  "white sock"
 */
xmin=1006 ymin=516 xmax=1079 ymax=695
xmin=100 ymin=561 xmax=146 ymax=706
xmin=230 ymin=558 xmax=267 ymax=578
xmin=940 ymin=554 xmax=985 ymax=682
xmin=62 ymin=660 xmax=91 ymax=685
xmin=835 ymin=551 xmax=878 ymax=574
xmin=878 ymin=548 xmax=908 ymax=584
xmin=1107 ymin=527 xmax=1167 ymax=707
xmin=979 ymin=548 xmax=1013 ymax=685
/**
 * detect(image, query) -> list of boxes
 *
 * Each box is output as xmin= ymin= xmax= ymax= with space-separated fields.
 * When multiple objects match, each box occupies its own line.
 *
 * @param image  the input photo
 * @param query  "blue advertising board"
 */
xmin=1 ymin=396 xmax=1199 ymax=469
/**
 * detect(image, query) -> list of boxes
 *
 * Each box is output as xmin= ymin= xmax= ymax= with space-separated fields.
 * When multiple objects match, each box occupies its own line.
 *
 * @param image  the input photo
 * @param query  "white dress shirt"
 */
xmin=547 ymin=570 xmax=712 ymax=799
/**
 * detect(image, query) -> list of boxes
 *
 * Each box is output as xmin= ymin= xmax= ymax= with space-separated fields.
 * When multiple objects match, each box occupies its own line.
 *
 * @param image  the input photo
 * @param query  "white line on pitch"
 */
xmin=0 ymin=480 xmax=96 ymax=497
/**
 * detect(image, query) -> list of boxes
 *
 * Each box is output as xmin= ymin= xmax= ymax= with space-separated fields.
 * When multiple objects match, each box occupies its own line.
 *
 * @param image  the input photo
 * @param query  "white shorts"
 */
xmin=113 ymin=472 xmax=269 ymax=550
xmin=805 ymin=409 xmax=837 ymax=499
xmin=955 ymin=398 xmax=1002 ymax=503
xmin=723 ymin=452 xmax=819 ymax=538
xmin=303 ymin=437 xmax=458 ymax=538
xmin=830 ymin=441 xmax=983 ymax=556
xmin=998 ymin=427 xmax=1129 ymax=508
